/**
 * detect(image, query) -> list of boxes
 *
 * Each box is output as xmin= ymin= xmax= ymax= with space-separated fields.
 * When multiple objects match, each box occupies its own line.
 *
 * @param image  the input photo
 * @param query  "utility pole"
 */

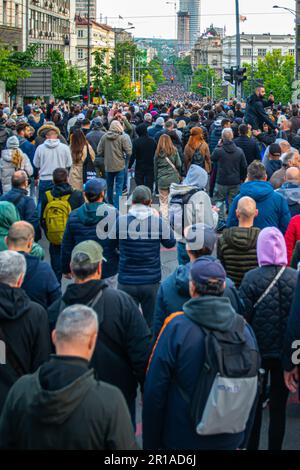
xmin=235 ymin=0 xmax=241 ymax=99
xmin=87 ymin=0 xmax=91 ymax=105
xmin=25 ymin=0 xmax=29 ymax=49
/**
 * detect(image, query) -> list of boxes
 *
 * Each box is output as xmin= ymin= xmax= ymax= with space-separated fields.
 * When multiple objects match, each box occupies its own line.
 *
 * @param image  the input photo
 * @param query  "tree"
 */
xmin=242 ymin=50 xmax=295 ymax=104
xmin=147 ymin=58 xmax=165 ymax=86
xmin=191 ymin=65 xmax=222 ymax=100
xmin=0 ymin=48 xmax=31 ymax=93
xmin=174 ymin=55 xmax=192 ymax=83
xmin=91 ymin=49 xmax=110 ymax=98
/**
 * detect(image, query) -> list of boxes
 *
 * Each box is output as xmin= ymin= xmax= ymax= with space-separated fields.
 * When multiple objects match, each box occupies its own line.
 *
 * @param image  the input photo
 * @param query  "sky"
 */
xmin=98 ymin=0 xmax=296 ymax=39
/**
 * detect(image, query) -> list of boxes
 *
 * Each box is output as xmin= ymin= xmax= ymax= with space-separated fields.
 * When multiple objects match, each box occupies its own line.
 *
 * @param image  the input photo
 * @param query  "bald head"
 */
xmin=236 ymin=197 xmax=258 ymax=227
xmin=285 ymin=167 xmax=300 ymax=184
xmin=12 ymin=170 xmax=28 ymax=189
xmin=6 ymin=221 xmax=34 ymax=253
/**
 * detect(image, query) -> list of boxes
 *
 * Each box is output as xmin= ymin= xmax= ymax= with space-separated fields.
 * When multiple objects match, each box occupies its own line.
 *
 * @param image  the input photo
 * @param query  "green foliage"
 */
xmin=174 ymin=55 xmax=192 ymax=83
xmin=242 ymin=50 xmax=295 ymax=104
xmin=0 ymin=49 xmax=31 ymax=93
xmin=147 ymin=58 xmax=165 ymax=86
xmin=191 ymin=65 xmax=222 ymax=100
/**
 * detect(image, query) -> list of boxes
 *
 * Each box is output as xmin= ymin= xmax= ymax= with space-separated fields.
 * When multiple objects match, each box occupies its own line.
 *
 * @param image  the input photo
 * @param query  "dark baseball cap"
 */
xmin=185 ymin=224 xmax=217 ymax=252
xmin=269 ymin=143 xmax=282 ymax=156
xmin=190 ymin=256 xmax=226 ymax=286
xmin=84 ymin=178 xmax=107 ymax=195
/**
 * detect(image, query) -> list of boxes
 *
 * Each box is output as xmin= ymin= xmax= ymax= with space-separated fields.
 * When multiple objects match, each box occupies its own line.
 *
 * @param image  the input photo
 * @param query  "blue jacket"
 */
xmin=0 ymin=188 xmax=41 ymax=241
xmin=61 ymin=202 xmax=119 ymax=279
xmin=17 ymin=136 xmax=37 ymax=178
xmin=234 ymin=135 xmax=261 ymax=166
xmin=227 ymin=181 xmax=291 ymax=234
xmin=113 ymin=205 xmax=176 ymax=285
xmin=153 ymin=259 xmax=244 ymax=338
xmin=21 ymin=253 xmax=61 ymax=309
xmin=143 ymin=296 xmax=258 ymax=450
xmin=27 ymin=113 xmax=45 ymax=139
xmin=148 ymin=124 xmax=164 ymax=139
xmin=209 ymin=124 xmax=222 ymax=153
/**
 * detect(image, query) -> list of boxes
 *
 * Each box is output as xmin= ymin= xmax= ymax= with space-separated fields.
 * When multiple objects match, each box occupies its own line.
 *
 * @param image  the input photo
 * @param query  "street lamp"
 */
xmin=273 ymin=4 xmax=298 ymax=81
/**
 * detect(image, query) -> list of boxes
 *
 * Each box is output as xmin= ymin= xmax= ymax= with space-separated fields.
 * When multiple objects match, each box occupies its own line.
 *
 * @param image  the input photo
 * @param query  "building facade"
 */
xmin=223 ymin=33 xmax=295 ymax=69
xmin=75 ymin=0 xmax=97 ymax=20
xmin=179 ymin=0 xmax=201 ymax=48
xmin=0 ymin=0 xmax=24 ymax=50
xmin=177 ymin=10 xmax=190 ymax=52
xmin=192 ymin=29 xmax=223 ymax=77
xmin=27 ymin=0 xmax=76 ymax=63
xmin=76 ymin=17 xmax=115 ymax=71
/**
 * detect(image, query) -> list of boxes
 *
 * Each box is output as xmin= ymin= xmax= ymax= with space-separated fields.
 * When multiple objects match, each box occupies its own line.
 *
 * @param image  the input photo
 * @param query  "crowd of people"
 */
xmin=0 ymin=85 xmax=300 ymax=450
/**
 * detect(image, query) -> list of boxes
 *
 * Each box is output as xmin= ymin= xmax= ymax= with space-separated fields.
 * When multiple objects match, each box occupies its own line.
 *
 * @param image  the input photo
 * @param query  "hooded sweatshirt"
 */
xmin=0 ymin=201 xmax=20 ymax=251
xmin=227 ymin=181 xmax=291 ymax=234
xmin=33 ymin=139 xmax=72 ymax=181
xmin=0 ymin=356 xmax=138 ymax=450
xmin=0 ymin=282 xmax=50 ymax=412
xmin=218 ymin=227 xmax=260 ymax=287
xmin=0 ymin=148 xmax=33 ymax=193
xmin=277 ymin=182 xmax=300 ymax=216
xmin=211 ymin=140 xmax=248 ymax=186
xmin=169 ymin=165 xmax=217 ymax=240
xmin=256 ymin=227 xmax=287 ymax=266
xmin=97 ymin=128 xmax=132 ymax=173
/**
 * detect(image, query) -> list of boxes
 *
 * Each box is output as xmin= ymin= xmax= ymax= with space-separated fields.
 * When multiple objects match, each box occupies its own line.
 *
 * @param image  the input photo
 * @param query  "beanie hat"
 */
xmin=6 ymin=136 xmax=20 ymax=149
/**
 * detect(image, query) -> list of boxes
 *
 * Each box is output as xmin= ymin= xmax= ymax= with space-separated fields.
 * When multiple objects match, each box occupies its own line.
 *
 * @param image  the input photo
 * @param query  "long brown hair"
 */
xmin=187 ymin=127 xmax=205 ymax=151
xmin=155 ymin=134 xmax=176 ymax=158
xmin=70 ymin=129 xmax=87 ymax=164
xmin=11 ymin=149 xmax=24 ymax=169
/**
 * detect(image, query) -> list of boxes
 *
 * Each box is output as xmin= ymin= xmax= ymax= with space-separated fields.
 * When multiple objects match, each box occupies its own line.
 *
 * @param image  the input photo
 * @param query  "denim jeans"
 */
xmin=106 ymin=170 xmax=125 ymax=209
xmin=118 ymin=282 xmax=160 ymax=330
xmin=213 ymin=183 xmax=240 ymax=226
xmin=49 ymin=243 xmax=62 ymax=283
xmin=38 ymin=180 xmax=54 ymax=217
xmin=177 ymin=241 xmax=190 ymax=266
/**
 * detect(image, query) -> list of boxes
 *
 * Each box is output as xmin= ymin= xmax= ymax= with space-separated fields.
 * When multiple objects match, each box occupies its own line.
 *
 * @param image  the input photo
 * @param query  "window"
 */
xmin=77 ymin=29 xmax=84 ymax=38
xmin=289 ymin=49 xmax=295 ymax=55
xmin=77 ymin=48 xmax=84 ymax=59
xmin=15 ymin=3 xmax=19 ymax=27
xmin=258 ymin=48 xmax=267 ymax=57
xmin=3 ymin=1 xmax=7 ymax=24
xmin=242 ymin=48 xmax=252 ymax=57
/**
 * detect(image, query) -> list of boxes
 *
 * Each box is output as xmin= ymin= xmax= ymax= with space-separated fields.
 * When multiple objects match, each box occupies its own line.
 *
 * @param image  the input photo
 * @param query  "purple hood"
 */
xmin=257 ymin=227 xmax=287 ymax=266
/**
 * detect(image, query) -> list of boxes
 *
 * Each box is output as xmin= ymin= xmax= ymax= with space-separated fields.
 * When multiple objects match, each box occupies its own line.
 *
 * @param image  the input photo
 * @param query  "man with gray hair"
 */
xmin=277 ymin=166 xmax=300 ymax=217
xmin=212 ymin=127 xmax=248 ymax=230
xmin=0 ymin=304 xmax=138 ymax=450
xmin=218 ymin=196 xmax=260 ymax=287
xmin=270 ymin=150 xmax=300 ymax=189
xmin=0 ymin=251 xmax=50 ymax=413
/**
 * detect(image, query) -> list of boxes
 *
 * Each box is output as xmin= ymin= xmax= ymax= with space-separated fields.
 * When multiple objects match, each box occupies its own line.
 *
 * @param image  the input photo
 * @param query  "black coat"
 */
xmin=0 ymin=283 xmax=50 ymax=412
xmin=239 ymin=265 xmax=298 ymax=359
xmin=48 ymin=280 xmax=152 ymax=406
xmin=129 ymin=135 xmax=157 ymax=173
xmin=0 ymin=357 xmax=137 ymax=450
xmin=211 ymin=141 xmax=248 ymax=186
xmin=244 ymin=94 xmax=276 ymax=131
xmin=234 ymin=135 xmax=261 ymax=166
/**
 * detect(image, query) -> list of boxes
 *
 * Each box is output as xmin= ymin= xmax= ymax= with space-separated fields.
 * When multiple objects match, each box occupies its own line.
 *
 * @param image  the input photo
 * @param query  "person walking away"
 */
xmin=86 ymin=117 xmax=106 ymax=155
xmin=154 ymin=134 xmax=181 ymax=219
xmin=234 ymin=124 xmax=261 ymax=165
xmin=69 ymin=129 xmax=95 ymax=191
xmin=265 ymin=143 xmax=282 ymax=180
xmin=169 ymin=165 xmax=218 ymax=265
xmin=48 ymin=241 xmax=151 ymax=427
xmin=212 ymin=128 xmax=247 ymax=230
xmin=129 ymin=123 xmax=156 ymax=192
xmin=184 ymin=127 xmax=211 ymax=175
xmin=97 ymin=120 xmax=132 ymax=209
xmin=218 ymin=196 xmax=260 ymax=287
xmin=239 ymin=227 xmax=298 ymax=450
xmin=33 ymin=128 xmax=72 ymax=210
xmin=0 ymin=250 xmax=50 ymax=413
xmin=143 ymin=257 xmax=259 ymax=450
xmin=114 ymin=185 xmax=176 ymax=329
xmin=0 ymin=170 xmax=40 ymax=241
xmin=41 ymin=168 xmax=84 ymax=282
xmin=6 ymin=222 xmax=61 ymax=309
xmin=0 ymin=304 xmax=138 ymax=450
xmin=0 ymin=136 xmax=33 ymax=194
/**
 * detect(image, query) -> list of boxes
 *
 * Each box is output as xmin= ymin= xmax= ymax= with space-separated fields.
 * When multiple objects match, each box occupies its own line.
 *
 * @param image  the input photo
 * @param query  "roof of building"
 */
xmin=75 ymin=16 xmax=113 ymax=31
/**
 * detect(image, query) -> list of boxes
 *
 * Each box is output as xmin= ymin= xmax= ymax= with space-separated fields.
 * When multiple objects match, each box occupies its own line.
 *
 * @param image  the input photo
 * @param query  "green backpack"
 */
xmin=43 ymin=191 xmax=71 ymax=245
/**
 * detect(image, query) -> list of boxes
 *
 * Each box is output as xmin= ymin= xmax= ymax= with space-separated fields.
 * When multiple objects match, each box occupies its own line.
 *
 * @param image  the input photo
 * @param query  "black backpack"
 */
xmin=180 ymin=315 xmax=261 ymax=436
xmin=191 ymin=146 xmax=205 ymax=168
xmin=169 ymin=188 xmax=198 ymax=237
xmin=83 ymin=147 xmax=97 ymax=183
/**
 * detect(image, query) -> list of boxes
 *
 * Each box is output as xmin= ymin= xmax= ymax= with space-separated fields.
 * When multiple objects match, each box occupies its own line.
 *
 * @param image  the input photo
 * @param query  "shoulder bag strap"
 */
xmin=253 ymin=266 xmax=286 ymax=309
xmin=165 ymin=156 xmax=181 ymax=179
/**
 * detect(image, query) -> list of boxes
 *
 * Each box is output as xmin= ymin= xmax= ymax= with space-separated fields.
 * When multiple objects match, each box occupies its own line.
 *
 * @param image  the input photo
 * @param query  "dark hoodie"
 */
xmin=0 ymin=356 xmax=138 ymax=449
xmin=277 ymin=182 xmax=300 ymax=217
xmin=217 ymin=227 xmax=260 ymax=287
xmin=143 ymin=295 xmax=258 ymax=450
xmin=0 ymin=283 xmax=50 ymax=412
xmin=244 ymin=93 xmax=276 ymax=131
xmin=265 ymin=159 xmax=282 ymax=180
xmin=153 ymin=257 xmax=244 ymax=339
xmin=48 ymin=280 xmax=151 ymax=406
xmin=211 ymin=140 xmax=248 ymax=186
xmin=227 ymin=181 xmax=291 ymax=234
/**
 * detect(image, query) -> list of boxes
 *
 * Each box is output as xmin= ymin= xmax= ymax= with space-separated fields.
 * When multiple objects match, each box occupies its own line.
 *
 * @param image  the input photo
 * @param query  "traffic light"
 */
xmin=224 ymin=67 xmax=235 ymax=84
xmin=235 ymin=67 xmax=247 ymax=84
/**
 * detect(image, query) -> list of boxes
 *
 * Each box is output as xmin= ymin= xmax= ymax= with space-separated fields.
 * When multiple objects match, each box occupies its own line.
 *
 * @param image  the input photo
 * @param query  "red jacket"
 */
xmin=285 ymin=215 xmax=300 ymax=265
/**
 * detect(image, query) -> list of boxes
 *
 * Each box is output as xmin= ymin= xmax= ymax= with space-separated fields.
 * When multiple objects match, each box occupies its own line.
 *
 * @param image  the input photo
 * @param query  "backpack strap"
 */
xmin=45 ymin=190 xmax=54 ymax=203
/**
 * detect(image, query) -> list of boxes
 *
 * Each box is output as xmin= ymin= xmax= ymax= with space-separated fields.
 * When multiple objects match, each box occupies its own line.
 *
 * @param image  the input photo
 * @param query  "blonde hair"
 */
xmin=11 ymin=149 xmax=23 ymax=170
xmin=155 ymin=134 xmax=176 ymax=158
